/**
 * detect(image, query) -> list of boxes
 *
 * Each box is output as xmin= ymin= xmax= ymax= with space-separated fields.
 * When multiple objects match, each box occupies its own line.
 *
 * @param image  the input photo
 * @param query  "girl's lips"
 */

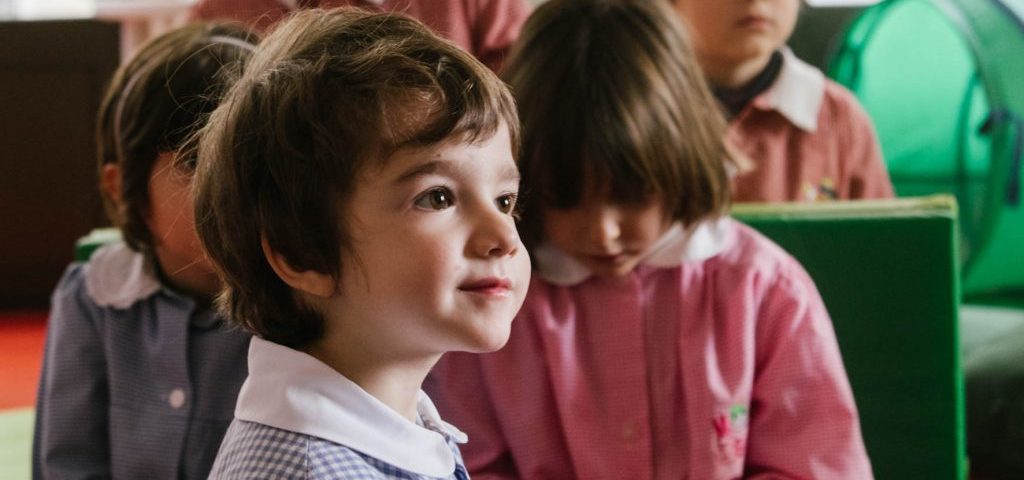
xmin=589 ymin=254 xmax=625 ymax=265
xmin=459 ymin=277 xmax=512 ymax=295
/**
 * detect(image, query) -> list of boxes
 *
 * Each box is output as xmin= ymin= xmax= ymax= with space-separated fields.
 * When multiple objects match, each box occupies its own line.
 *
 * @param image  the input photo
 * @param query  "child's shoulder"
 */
xmin=48 ymin=241 xmax=163 ymax=329
xmin=72 ymin=241 xmax=161 ymax=310
xmin=209 ymin=420 xmax=311 ymax=479
xmin=213 ymin=419 xmax=450 ymax=479
xmin=711 ymin=217 xmax=814 ymax=286
xmin=821 ymin=77 xmax=874 ymax=127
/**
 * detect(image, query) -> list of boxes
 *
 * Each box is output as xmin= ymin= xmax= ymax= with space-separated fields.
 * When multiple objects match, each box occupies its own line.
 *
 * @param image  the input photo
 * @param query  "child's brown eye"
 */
xmin=496 ymin=194 xmax=517 ymax=214
xmin=414 ymin=188 xmax=455 ymax=210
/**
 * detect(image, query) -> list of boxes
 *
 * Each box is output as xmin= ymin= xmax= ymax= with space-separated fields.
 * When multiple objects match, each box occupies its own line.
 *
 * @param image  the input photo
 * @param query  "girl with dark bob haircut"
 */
xmin=429 ymin=0 xmax=872 ymax=477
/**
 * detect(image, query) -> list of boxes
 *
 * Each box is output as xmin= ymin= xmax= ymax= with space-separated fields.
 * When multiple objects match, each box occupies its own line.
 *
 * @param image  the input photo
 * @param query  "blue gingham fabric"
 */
xmin=209 ymin=420 xmax=470 ymax=479
xmin=32 ymin=243 xmax=251 ymax=479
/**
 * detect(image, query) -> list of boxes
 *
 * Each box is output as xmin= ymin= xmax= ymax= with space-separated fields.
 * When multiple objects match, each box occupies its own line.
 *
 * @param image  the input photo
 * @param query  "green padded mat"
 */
xmin=0 ymin=408 xmax=33 ymax=480
xmin=734 ymin=196 xmax=966 ymax=479
xmin=961 ymin=304 xmax=1024 ymax=477
xmin=830 ymin=0 xmax=1024 ymax=299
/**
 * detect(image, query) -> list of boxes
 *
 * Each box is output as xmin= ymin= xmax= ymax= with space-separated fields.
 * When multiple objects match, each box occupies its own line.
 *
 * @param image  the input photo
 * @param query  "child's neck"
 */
xmin=700 ymin=52 xmax=776 ymax=90
xmin=305 ymin=337 xmax=438 ymax=421
xmin=152 ymin=253 xmax=219 ymax=304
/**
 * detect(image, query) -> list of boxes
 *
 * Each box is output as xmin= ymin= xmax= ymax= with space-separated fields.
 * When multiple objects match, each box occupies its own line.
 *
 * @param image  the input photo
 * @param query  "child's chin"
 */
xmin=460 ymin=324 xmax=513 ymax=353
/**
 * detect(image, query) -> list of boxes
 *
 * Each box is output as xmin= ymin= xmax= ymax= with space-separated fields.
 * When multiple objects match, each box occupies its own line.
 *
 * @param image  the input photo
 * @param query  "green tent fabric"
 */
xmin=733 ymin=196 xmax=965 ymax=480
xmin=829 ymin=0 xmax=1024 ymax=299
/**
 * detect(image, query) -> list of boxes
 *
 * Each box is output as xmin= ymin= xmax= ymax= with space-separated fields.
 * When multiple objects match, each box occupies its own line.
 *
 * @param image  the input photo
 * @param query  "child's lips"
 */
xmin=585 ymin=250 xmax=635 ymax=267
xmin=589 ymin=254 xmax=625 ymax=265
xmin=458 ymin=277 xmax=512 ymax=296
xmin=737 ymin=15 xmax=772 ymax=30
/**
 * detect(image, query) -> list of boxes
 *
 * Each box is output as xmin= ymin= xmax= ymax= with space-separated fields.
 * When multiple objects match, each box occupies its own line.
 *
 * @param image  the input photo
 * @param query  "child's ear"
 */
xmin=260 ymin=237 xmax=336 ymax=298
xmin=101 ymin=163 xmax=123 ymax=206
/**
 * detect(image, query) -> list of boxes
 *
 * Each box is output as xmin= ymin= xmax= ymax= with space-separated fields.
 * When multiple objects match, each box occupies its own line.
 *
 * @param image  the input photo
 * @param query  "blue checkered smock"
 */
xmin=32 ymin=244 xmax=251 ymax=479
xmin=209 ymin=420 xmax=470 ymax=479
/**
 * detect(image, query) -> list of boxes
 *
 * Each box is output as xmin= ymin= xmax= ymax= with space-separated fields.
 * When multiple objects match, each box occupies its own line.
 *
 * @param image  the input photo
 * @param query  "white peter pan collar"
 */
xmin=534 ymin=217 xmax=734 ymax=286
xmin=752 ymin=48 xmax=826 ymax=133
xmin=235 ymin=337 xmax=467 ymax=477
xmin=85 ymin=242 xmax=161 ymax=309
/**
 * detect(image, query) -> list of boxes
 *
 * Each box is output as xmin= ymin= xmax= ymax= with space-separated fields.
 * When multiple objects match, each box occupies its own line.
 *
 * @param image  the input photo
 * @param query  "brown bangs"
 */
xmin=507 ymin=0 xmax=735 ymax=248
xmin=195 ymin=8 xmax=519 ymax=348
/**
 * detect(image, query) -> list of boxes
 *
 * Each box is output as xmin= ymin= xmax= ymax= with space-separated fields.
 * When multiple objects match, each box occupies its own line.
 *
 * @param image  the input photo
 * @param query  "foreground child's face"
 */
xmin=674 ymin=0 xmax=799 ymax=73
xmin=333 ymin=122 xmax=530 ymax=357
xmin=543 ymin=190 xmax=674 ymax=278
xmin=146 ymin=152 xmax=219 ymax=296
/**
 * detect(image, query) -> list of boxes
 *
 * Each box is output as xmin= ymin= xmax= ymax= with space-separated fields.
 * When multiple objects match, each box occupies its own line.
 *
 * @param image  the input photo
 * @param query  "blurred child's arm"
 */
xmin=743 ymin=264 xmax=873 ymax=479
xmin=32 ymin=265 xmax=111 ymax=479
xmin=187 ymin=0 xmax=290 ymax=31
xmin=428 ymin=352 xmax=519 ymax=479
xmin=469 ymin=0 xmax=530 ymax=72
xmin=832 ymin=83 xmax=895 ymax=200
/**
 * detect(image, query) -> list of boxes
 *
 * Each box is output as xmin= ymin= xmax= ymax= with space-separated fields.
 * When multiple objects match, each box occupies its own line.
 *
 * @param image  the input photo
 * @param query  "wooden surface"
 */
xmin=0 ymin=20 xmax=119 ymax=307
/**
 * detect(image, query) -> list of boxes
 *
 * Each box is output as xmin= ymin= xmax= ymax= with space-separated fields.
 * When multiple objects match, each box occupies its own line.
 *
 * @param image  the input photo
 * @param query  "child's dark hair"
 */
xmin=96 ymin=22 xmax=258 ymax=255
xmin=194 ymin=8 xmax=520 ymax=349
xmin=506 ymin=0 xmax=736 ymax=248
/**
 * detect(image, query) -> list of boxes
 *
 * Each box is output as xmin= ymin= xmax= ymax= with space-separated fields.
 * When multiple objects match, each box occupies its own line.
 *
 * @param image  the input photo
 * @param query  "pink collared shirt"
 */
xmin=730 ymin=49 xmax=894 ymax=202
xmin=188 ymin=0 xmax=529 ymax=71
xmin=429 ymin=218 xmax=872 ymax=479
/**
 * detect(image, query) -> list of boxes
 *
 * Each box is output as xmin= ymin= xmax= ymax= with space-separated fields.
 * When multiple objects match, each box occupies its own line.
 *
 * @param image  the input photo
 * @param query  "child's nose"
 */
xmin=585 ymin=208 xmax=621 ymax=248
xmin=470 ymin=208 xmax=520 ymax=258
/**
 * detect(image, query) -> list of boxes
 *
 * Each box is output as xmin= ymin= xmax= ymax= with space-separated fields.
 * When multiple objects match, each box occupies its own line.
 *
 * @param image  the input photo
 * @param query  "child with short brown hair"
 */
xmin=195 ymin=8 xmax=530 ymax=478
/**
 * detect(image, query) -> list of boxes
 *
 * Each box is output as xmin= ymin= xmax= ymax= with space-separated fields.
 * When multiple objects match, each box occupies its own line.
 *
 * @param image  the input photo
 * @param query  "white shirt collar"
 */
xmin=534 ymin=217 xmax=734 ymax=286
xmin=752 ymin=48 xmax=825 ymax=132
xmin=85 ymin=242 xmax=161 ymax=309
xmin=235 ymin=337 xmax=467 ymax=477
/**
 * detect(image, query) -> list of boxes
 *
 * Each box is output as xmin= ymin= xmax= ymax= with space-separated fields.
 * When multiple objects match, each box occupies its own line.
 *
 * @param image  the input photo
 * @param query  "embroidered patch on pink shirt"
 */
xmin=714 ymin=404 xmax=749 ymax=461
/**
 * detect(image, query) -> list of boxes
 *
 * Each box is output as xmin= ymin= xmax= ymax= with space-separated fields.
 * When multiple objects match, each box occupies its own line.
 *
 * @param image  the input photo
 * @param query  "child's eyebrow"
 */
xmin=392 ymin=159 xmax=521 ymax=185
xmin=393 ymin=160 xmax=450 ymax=185
xmin=499 ymin=163 xmax=521 ymax=184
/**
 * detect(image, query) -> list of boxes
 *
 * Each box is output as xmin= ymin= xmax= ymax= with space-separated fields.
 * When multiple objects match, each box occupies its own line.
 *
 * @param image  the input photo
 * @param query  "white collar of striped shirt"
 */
xmin=235 ymin=337 xmax=467 ymax=477
xmin=751 ymin=47 xmax=826 ymax=133
xmin=534 ymin=217 xmax=734 ymax=286
xmin=85 ymin=242 xmax=161 ymax=309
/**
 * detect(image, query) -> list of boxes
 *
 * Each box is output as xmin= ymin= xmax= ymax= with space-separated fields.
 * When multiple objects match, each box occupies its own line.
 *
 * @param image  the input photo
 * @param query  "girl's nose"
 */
xmin=586 ymin=207 xmax=621 ymax=249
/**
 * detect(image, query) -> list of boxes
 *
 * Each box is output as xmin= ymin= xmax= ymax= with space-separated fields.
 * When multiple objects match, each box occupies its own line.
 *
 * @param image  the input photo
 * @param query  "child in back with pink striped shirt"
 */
xmin=673 ymin=0 xmax=894 ymax=202
xmin=429 ymin=0 xmax=873 ymax=477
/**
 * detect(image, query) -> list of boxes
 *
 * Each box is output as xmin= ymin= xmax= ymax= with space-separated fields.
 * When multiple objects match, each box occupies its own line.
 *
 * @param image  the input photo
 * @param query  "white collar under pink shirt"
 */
xmin=234 ymin=336 xmax=468 ymax=477
xmin=754 ymin=47 xmax=827 ymax=133
xmin=532 ymin=217 xmax=735 ymax=286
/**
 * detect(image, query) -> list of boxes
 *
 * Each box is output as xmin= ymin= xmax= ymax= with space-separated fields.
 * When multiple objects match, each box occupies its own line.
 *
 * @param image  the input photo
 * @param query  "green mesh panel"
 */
xmin=830 ymin=0 xmax=1024 ymax=299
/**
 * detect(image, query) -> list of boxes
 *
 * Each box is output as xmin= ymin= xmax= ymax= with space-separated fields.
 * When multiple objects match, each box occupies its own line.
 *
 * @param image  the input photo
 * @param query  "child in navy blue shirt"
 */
xmin=195 ymin=8 xmax=530 ymax=478
xmin=32 ymin=23 xmax=258 ymax=479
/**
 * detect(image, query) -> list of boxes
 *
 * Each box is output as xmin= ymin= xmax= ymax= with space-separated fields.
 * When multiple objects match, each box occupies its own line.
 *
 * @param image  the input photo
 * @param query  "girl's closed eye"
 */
xmin=414 ymin=187 xmax=455 ymax=210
